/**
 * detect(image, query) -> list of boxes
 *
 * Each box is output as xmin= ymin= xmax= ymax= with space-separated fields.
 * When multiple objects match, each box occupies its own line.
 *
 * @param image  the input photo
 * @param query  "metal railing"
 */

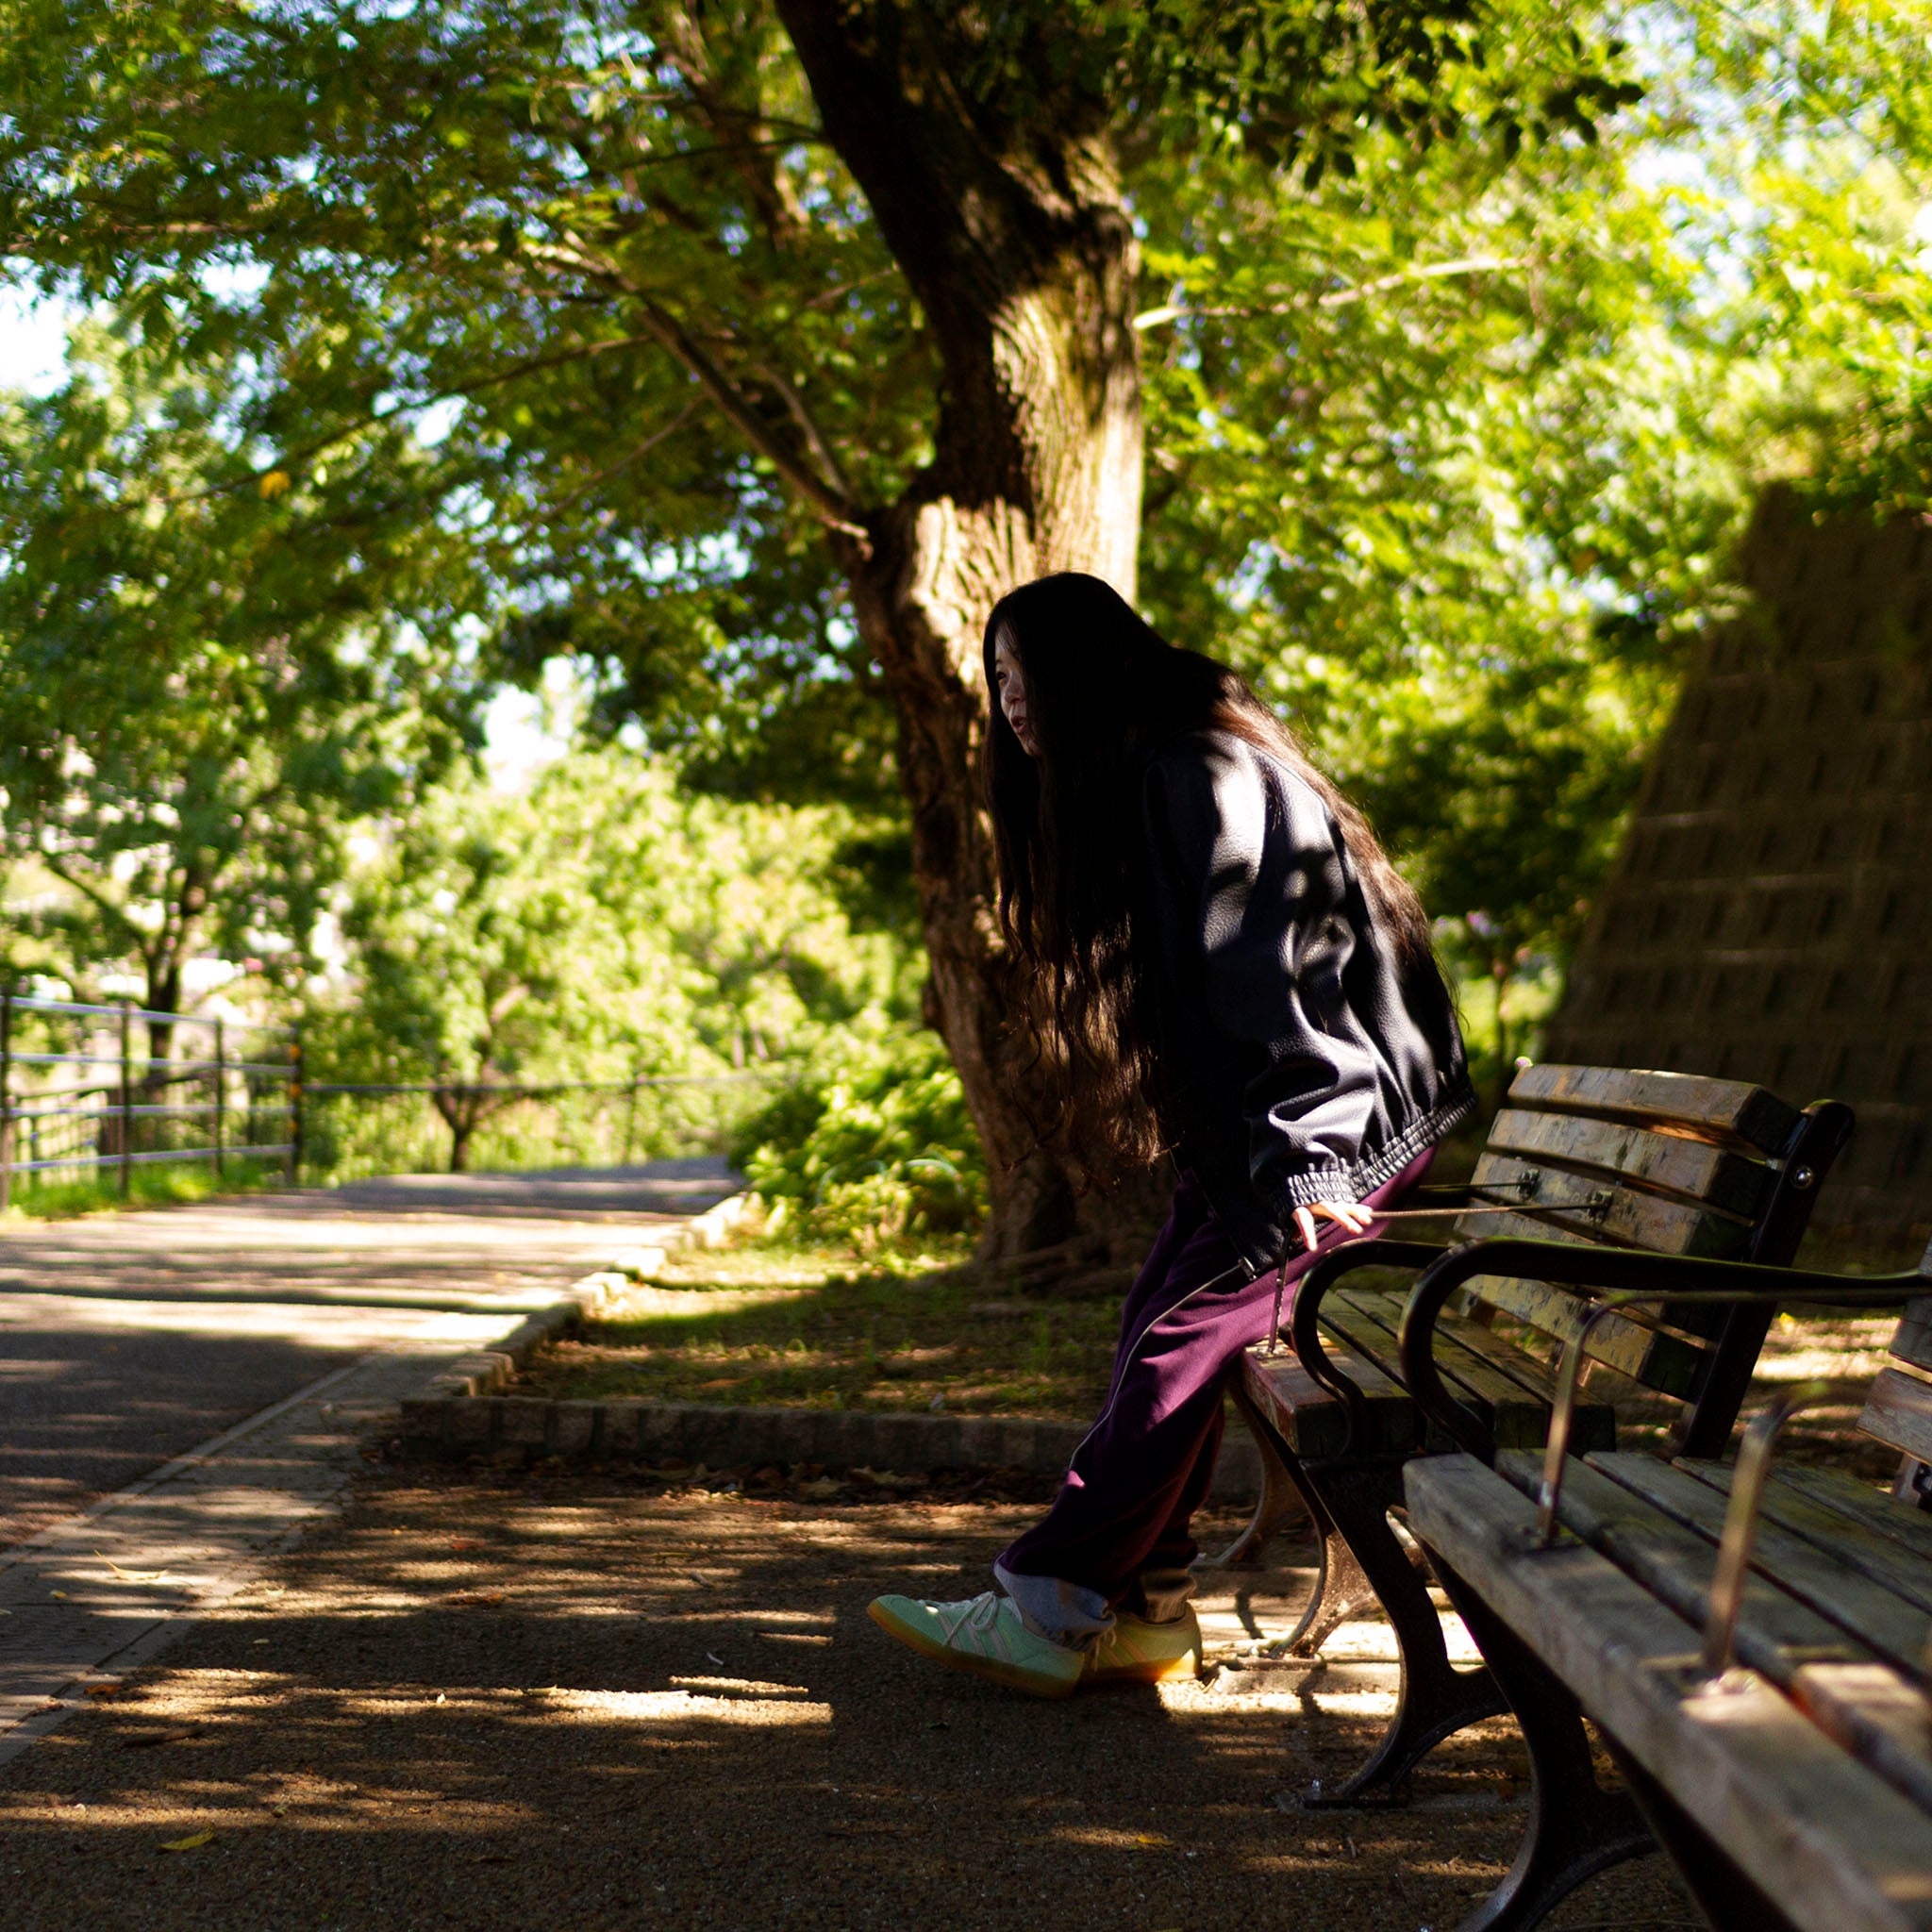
xmin=0 ymin=989 xmax=781 ymax=1201
xmin=0 ymin=992 xmax=299 ymax=1210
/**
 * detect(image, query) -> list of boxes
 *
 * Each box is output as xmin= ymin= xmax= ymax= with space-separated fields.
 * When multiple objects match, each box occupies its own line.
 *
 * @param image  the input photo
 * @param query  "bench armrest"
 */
xmin=1284 ymin=1238 xmax=1455 ymax=1460
xmin=1395 ymin=1237 xmax=1929 ymax=1466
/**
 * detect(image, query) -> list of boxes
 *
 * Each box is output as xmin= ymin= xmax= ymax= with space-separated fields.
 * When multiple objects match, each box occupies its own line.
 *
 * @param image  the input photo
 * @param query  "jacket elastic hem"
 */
xmin=1269 ymin=1081 xmax=1480 ymax=1214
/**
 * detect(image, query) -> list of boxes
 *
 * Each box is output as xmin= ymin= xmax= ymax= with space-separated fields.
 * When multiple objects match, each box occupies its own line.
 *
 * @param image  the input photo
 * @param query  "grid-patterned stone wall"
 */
xmin=1543 ymin=489 xmax=1932 ymax=1253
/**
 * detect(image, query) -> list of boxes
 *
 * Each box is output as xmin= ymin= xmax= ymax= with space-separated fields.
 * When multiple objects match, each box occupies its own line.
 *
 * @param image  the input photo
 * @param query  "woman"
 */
xmin=870 ymin=573 xmax=1474 ymax=1696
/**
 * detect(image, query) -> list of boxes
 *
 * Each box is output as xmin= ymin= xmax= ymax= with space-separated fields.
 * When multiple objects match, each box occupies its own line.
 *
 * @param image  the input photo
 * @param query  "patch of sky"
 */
xmin=202 ymin=258 xmax=274 ymax=307
xmin=611 ymin=525 xmax=753 ymax=590
xmin=0 ymin=276 xmax=83 ymax=396
xmin=415 ymin=395 xmax=467 ymax=446
xmin=482 ymin=657 xmax=583 ymax=791
xmin=1223 ymin=542 xmax=1274 ymax=615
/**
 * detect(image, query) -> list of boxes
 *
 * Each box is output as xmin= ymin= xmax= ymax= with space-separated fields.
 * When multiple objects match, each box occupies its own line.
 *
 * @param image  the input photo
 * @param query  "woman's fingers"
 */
xmin=1295 ymin=1199 xmax=1372 ymax=1252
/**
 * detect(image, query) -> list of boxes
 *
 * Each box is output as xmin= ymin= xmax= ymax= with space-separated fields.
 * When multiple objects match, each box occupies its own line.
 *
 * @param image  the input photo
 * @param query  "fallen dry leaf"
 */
xmin=98 ymin=1552 xmax=164 ymax=1583
xmin=1134 ymin=1832 xmax=1176 ymax=1849
xmin=160 ymin=1829 xmax=214 ymax=1853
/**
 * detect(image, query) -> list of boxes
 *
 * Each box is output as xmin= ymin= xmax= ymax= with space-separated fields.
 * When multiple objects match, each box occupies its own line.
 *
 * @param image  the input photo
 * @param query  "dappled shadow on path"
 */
xmin=0 ymin=1467 xmax=1694 ymax=1931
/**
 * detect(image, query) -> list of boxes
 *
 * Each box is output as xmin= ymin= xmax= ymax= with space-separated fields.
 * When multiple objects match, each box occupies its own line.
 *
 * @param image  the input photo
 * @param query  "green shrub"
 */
xmin=728 ymin=1029 xmax=986 ymax=1246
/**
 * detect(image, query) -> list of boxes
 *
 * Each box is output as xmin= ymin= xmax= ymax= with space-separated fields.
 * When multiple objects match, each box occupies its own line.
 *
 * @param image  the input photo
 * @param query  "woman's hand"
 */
xmin=1292 ymin=1198 xmax=1374 ymax=1253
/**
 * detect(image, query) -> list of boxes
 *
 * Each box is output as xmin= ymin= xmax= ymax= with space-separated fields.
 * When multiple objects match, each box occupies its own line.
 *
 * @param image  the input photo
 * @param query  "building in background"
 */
xmin=1544 ymin=488 xmax=1932 ymax=1257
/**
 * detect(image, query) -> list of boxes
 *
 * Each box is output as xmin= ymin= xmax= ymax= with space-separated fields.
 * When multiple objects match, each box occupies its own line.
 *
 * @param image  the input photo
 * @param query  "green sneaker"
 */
xmin=1085 ymin=1607 xmax=1202 ymax=1685
xmin=868 ymin=1591 xmax=1087 ymax=1698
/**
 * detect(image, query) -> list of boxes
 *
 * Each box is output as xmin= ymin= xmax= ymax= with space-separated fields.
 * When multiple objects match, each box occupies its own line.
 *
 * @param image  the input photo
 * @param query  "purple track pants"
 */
xmin=996 ymin=1151 xmax=1433 ymax=1625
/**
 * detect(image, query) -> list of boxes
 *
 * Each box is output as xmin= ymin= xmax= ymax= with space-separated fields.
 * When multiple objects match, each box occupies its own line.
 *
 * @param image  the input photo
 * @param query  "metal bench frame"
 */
xmin=1403 ymin=1256 xmax=1932 ymax=1932
xmin=1224 ymin=1091 xmax=1853 ymax=1807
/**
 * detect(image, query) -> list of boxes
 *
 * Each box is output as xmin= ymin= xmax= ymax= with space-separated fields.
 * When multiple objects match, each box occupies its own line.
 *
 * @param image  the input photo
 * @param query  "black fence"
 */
xmin=0 ymin=991 xmax=778 ymax=1203
xmin=0 ymin=993 xmax=297 ymax=1208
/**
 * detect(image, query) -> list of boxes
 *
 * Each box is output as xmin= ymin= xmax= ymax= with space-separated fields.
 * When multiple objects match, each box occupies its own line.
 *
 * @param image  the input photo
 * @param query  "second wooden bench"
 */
xmin=1220 ymin=1063 xmax=1853 ymax=1804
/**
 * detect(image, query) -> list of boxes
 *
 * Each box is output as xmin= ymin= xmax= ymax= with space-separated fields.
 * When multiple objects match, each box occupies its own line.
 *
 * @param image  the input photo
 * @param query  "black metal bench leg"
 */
xmin=1203 ymin=1378 xmax=1316 ymax=1570
xmin=1428 ymin=1556 xmax=1655 ymax=1932
xmin=1607 ymin=1741 xmax=1800 ymax=1932
xmin=1299 ymin=1463 xmax=1508 ymax=1807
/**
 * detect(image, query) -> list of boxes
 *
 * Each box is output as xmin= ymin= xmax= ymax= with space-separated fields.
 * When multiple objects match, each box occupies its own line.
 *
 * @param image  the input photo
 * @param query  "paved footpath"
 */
xmin=0 ymin=1161 xmax=736 ymax=1764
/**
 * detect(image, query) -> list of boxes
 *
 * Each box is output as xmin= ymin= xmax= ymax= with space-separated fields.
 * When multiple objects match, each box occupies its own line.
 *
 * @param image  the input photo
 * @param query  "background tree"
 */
xmin=316 ymin=749 xmax=917 ymax=1169
xmin=8 ymin=1 xmax=1927 ymax=1253
xmin=0 ymin=329 xmax=476 ymax=1065
xmin=0 ymin=0 xmax=1634 ymax=1255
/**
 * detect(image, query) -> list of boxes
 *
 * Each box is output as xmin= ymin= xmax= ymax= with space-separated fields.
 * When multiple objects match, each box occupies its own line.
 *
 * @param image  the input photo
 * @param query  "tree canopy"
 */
xmin=3 ymin=1 xmax=1929 ymax=1234
xmin=0 ymin=327 xmax=476 ymax=1016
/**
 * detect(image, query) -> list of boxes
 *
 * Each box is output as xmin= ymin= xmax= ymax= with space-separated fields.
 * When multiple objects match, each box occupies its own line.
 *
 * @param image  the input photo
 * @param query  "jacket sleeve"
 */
xmin=1143 ymin=738 xmax=1385 ymax=1212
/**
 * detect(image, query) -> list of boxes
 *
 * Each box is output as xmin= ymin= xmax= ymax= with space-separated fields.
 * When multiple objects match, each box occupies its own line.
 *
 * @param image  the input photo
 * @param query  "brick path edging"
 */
xmin=400 ymin=1192 xmax=1262 ymax=1499
xmin=397 ymin=1392 xmax=1264 ymax=1500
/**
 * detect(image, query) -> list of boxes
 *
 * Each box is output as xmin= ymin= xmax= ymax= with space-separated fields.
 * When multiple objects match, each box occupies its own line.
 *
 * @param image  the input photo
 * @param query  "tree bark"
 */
xmin=779 ymin=2 xmax=1154 ymax=1261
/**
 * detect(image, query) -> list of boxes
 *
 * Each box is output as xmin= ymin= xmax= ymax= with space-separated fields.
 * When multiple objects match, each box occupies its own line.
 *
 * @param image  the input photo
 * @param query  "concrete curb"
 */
xmin=403 ymin=1191 xmax=1262 ymax=1498
xmin=397 ymin=1392 xmax=1265 ymax=1501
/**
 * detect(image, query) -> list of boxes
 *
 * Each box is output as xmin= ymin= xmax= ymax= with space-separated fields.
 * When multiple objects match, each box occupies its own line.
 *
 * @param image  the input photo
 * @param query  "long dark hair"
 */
xmin=985 ymin=572 xmax=1431 ymax=1171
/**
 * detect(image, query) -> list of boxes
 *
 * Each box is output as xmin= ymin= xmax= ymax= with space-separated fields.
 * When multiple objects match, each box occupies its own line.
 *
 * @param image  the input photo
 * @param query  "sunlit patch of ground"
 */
xmin=521 ymin=1237 xmax=1925 ymax=1474
xmin=518 ymin=1237 xmax=1123 ymax=1417
xmin=0 ymin=1463 xmax=1698 ymax=1931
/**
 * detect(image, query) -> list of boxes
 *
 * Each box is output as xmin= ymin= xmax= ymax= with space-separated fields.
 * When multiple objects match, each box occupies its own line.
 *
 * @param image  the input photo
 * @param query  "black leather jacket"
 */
xmin=1141 ymin=729 xmax=1475 ymax=1275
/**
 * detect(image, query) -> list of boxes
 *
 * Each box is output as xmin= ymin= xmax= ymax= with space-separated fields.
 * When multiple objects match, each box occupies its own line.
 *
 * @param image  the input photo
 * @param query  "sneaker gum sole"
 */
xmin=867 ymin=1599 xmax=1083 ymax=1700
xmin=1087 ymin=1650 xmax=1201 ymax=1685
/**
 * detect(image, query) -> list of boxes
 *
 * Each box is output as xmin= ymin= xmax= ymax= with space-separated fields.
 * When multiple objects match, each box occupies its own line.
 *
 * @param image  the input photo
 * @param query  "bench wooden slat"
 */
xmin=1461 ymin=1150 xmax=1757 ymax=1258
xmin=1508 ymin=1062 xmax=1803 ymax=1155
xmin=1241 ymin=1345 xmax=1421 ymax=1461
xmin=1408 ymin=1456 xmax=1932 ymax=1932
xmin=1486 ymin=1107 xmax=1774 ymax=1220
xmin=1341 ymin=1285 xmax=1562 ymax=1406
xmin=1448 ymin=1248 xmax=1711 ymax=1396
xmin=1673 ymin=1458 xmax=1932 ymax=1629
xmin=1326 ymin=1288 xmax=1615 ymax=1454
xmin=1321 ymin=1301 xmax=1518 ymax=1447
xmin=1501 ymin=1451 xmax=1931 ymax=1689
xmin=1576 ymin=1452 xmax=1932 ymax=1679
xmin=1861 ymin=1369 xmax=1932 ymax=1466
xmin=1888 ymin=1298 xmax=1932 ymax=1376
xmin=1769 ymin=1465 xmax=1932 ymax=1569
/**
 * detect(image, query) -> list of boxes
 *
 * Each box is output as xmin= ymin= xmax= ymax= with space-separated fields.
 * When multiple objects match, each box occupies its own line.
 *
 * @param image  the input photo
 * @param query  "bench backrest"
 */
xmin=1859 ymin=1248 xmax=1932 ymax=1497
xmin=1455 ymin=1064 xmax=1853 ymax=1441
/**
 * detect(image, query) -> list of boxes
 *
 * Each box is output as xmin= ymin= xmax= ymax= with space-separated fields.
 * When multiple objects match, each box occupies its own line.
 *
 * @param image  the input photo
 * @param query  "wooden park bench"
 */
xmin=1218 ymin=1064 xmax=1854 ymax=1805
xmin=1402 ymin=1236 xmax=1932 ymax=1932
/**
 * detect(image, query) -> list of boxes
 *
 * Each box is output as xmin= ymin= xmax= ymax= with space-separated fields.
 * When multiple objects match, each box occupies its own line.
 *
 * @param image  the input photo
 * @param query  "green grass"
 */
xmin=515 ymin=1233 xmax=1128 ymax=1420
xmin=0 ymin=1156 xmax=286 ymax=1223
xmin=515 ymin=1218 xmax=1919 ymax=1465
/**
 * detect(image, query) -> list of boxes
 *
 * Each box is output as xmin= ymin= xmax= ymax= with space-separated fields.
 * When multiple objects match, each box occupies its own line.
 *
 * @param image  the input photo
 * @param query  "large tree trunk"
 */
xmin=780 ymin=4 xmax=1152 ymax=1263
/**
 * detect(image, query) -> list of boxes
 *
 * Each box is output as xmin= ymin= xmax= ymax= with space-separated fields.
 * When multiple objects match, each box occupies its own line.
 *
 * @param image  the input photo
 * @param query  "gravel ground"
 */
xmin=0 ymin=1459 xmax=1696 ymax=1931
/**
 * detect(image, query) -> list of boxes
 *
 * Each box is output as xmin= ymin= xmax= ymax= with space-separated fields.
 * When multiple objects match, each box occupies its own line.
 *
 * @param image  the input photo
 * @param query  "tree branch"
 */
xmin=752 ymin=361 xmax=854 ymax=505
xmin=1133 ymin=256 xmax=1524 ymax=331
xmin=546 ymin=400 xmax=703 ymax=514
xmin=37 ymin=852 xmax=148 ymax=944
xmin=531 ymin=235 xmax=869 ymax=540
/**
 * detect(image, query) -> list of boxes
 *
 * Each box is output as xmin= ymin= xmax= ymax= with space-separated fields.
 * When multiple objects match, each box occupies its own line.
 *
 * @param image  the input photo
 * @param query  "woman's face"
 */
xmin=992 ymin=634 xmax=1041 ymax=758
